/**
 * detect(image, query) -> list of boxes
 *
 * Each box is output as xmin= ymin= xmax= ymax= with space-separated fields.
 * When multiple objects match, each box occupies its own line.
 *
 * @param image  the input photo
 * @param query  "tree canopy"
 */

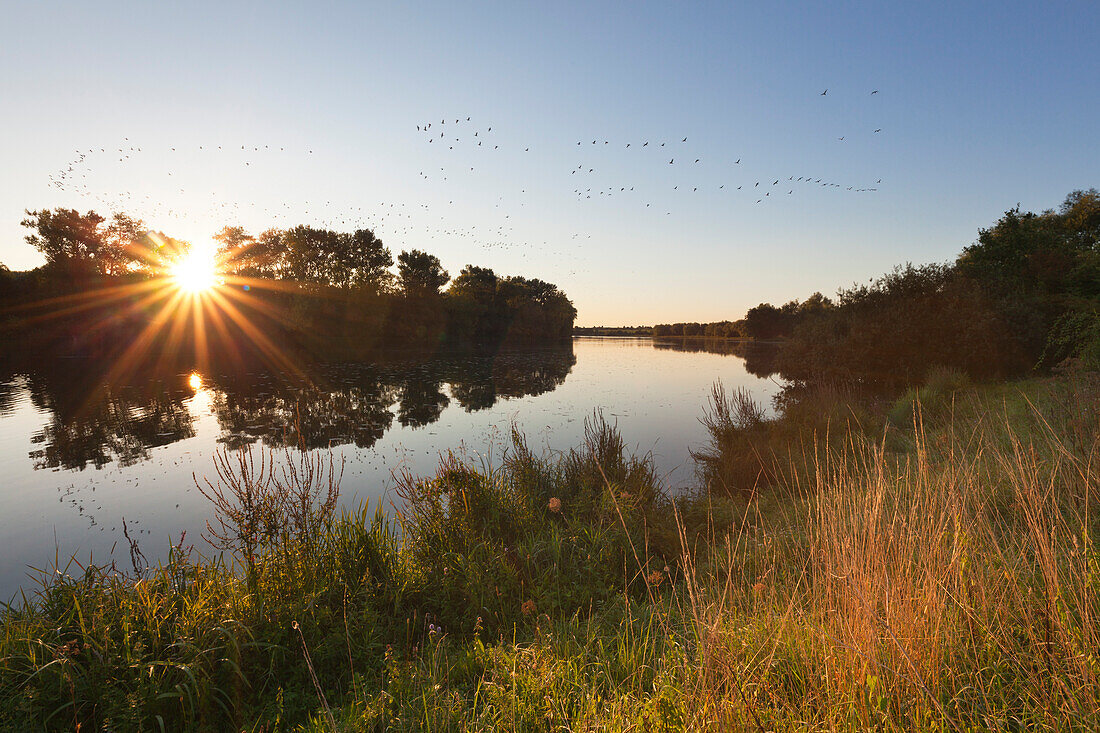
xmin=398 ymin=249 xmax=450 ymax=297
xmin=8 ymin=206 xmax=577 ymax=357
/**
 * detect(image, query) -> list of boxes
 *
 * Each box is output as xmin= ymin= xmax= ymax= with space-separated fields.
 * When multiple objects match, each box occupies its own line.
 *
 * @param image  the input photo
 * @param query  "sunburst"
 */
xmin=170 ymin=245 xmax=219 ymax=293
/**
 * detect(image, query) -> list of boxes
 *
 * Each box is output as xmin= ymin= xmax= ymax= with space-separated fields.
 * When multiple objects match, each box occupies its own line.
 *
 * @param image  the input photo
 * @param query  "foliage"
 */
xmin=653 ymin=320 xmax=747 ymax=338
xmin=772 ymin=189 xmax=1100 ymax=387
xmin=573 ymin=325 xmax=654 ymax=336
xmin=22 ymin=208 xmax=106 ymax=268
xmin=397 ymin=249 xmax=449 ymax=297
xmin=776 ymin=264 xmax=1024 ymax=386
xmin=5 ymin=208 xmax=577 ymax=358
xmin=4 ymin=378 xmax=1099 ymax=730
xmin=1042 ymin=307 xmax=1100 ymax=370
xmin=0 ymin=415 xmax=676 ymax=730
xmin=654 ymin=189 xmax=1099 ymax=387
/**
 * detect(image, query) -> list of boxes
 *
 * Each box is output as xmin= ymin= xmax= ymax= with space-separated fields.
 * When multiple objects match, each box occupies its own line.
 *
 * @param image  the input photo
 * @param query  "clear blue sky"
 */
xmin=2 ymin=1 xmax=1097 ymax=325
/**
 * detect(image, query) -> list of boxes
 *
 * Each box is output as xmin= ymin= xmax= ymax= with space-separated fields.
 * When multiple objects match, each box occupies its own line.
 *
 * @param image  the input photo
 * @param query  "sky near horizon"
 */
xmin=1 ymin=1 xmax=1097 ymax=325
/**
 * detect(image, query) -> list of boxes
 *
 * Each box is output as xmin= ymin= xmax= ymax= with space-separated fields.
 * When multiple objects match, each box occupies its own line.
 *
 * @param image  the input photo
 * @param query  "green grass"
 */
xmin=2 ymin=375 xmax=1099 ymax=731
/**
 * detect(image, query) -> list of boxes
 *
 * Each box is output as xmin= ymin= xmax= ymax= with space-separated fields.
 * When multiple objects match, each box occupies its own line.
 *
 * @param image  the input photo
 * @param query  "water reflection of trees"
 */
xmin=15 ymin=364 xmax=195 ymax=470
xmin=8 ymin=344 xmax=576 ymax=470
xmin=210 ymin=378 xmax=398 ymax=451
xmin=651 ymin=338 xmax=780 ymax=379
xmin=212 ymin=348 xmax=577 ymax=444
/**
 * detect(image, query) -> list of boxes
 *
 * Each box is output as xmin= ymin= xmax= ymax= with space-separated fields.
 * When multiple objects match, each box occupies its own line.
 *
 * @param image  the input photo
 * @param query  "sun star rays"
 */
xmin=14 ymin=239 xmax=314 ymax=411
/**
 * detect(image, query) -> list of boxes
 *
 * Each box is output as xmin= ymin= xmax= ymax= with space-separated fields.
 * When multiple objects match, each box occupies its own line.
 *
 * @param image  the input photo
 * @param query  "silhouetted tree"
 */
xmin=744 ymin=303 xmax=792 ymax=339
xmin=22 ymin=208 xmax=106 ymax=278
xmin=398 ymin=249 xmax=449 ymax=297
xmin=447 ymin=265 xmax=499 ymax=342
xmin=101 ymin=213 xmax=146 ymax=275
xmin=213 ymin=226 xmax=256 ymax=275
xmin=8 ymin=206 xmax=578 ymax=358
xmin=343 ymin=229 xmax=394 ymax=291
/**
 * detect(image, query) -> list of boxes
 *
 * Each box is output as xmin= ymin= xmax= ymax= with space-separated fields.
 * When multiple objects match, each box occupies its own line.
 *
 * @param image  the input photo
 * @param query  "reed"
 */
xmin=1 ymin=376 xmax=1096 ymax=731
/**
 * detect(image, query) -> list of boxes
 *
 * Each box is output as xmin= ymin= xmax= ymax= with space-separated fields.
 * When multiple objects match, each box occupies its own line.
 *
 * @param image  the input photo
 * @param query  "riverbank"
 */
xmin=2 ymin=372 xmax=1098 ymax=730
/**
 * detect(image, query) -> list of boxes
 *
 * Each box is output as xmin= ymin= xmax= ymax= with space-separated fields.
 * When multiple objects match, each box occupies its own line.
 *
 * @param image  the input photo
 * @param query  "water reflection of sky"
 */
xmin=0 ymin=337 xmax=777 ymax=599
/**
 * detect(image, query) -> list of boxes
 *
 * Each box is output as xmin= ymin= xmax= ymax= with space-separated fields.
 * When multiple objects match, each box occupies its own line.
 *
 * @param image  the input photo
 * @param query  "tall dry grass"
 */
xmin=4 ymin=377 xmax=1097 ymax=730
xmin=674 ymin=388 xmax=1100 ymax=730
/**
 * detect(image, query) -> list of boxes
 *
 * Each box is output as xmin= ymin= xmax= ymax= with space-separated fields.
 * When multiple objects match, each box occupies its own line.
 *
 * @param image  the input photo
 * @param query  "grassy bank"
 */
xmin=2 ymin=373 xmax=1099 ymax=730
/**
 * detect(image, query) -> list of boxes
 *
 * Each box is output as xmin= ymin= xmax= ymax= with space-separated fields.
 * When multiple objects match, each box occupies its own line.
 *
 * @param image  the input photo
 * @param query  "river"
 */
xmin=0 ymin=337 xmax=778 ymax=599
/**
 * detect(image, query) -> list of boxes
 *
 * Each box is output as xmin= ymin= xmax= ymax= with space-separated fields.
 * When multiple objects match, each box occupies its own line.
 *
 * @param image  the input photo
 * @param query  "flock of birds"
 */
xmin=410 ymin=89 xmax=885 ymax=214
xmin=25 ymin=89 xmax=893 ymax=565
xmin=47 ymin=140 xmax=534 ymax=256
xmin=45 ymin=88 xmax=887 ymax=270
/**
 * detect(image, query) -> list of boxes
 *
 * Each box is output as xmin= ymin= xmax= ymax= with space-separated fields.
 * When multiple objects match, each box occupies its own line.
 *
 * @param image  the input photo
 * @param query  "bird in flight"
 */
xmin=874 ymin=129 xmax=882 ymax=133
xmin=871 ymin=90 xmax=879 ymax=95
xmin=821 ymin=89 xmax=828 ymax=96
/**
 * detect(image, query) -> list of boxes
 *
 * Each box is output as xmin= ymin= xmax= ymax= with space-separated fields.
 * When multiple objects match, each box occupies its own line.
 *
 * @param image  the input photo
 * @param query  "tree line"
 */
xmin=774 ymin=189 xmax=1100 ymax=385
xmin=1 ymin=208 xmax=577 ymax=360
xmin=652 ymin=293 xmax=835 ymax=340
xmin=672 ymin=189 xmax=1099 ymax=386
xmin=651 ymin=189 xmax=1098 ymax=386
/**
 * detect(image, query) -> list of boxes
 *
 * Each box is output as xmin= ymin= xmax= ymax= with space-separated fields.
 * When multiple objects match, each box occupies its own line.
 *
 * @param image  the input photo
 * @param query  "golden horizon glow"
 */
xmin=22 ymin=232 xmax=309 ymax=393
xmin=170 ymin=244 xmax=219 ymax=294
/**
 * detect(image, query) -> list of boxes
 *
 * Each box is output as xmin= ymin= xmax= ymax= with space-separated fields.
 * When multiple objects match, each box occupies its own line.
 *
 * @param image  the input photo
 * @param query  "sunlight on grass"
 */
xmin=2 ymin=380 xmax=1097 ymax=730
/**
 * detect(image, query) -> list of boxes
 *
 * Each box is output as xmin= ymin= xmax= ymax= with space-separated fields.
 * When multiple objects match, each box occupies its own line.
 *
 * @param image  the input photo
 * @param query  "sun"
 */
xmin=170 ymin=245 xmax=219 ymax=293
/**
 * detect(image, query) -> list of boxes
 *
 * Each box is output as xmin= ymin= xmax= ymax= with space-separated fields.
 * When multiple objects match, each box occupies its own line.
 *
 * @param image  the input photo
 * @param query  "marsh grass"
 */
xmin=1 ymin=379 xmax=1098 ymax=730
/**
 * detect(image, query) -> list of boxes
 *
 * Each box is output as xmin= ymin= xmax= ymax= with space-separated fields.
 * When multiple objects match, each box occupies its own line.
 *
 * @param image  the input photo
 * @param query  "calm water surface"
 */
xmin=0 ymin=337 xmax=777 ymax=599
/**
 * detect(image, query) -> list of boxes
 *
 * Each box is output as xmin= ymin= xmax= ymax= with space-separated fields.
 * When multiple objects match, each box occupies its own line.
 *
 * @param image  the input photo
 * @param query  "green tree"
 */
xmin=245 ymin=229 xmax=288 ymax=279
xmin=213 ymin=226 xmax=256 ymax=276
xmin=342 ymin=229 xmax=393 ymax=291
xmin=22 ymin=208 xmax=106 ymax=275
xmin=397 ymin=249 xmax=449 ymax=297
xmin=448 ymin=265 xmax=497 ymax=300
xmin=798 ymin=292 xmax=833 ymax=317
xmin=279 ymin=226 xmax=340 ymax=285
xmin=100 ymin=213 xmax=146 ymax=275
xmin=744 ymin=303 xmax=792 ymax=339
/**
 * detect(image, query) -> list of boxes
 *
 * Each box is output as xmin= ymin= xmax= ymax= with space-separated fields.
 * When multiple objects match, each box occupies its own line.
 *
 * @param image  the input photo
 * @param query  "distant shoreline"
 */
xmin=572 ymin=328 xmax=783 ymax=344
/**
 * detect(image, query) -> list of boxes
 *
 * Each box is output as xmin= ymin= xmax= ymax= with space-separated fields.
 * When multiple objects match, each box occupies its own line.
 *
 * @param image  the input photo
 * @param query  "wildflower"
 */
xmin=521 ymin=599 xmax=537 ymax=616
xmin=646 ymin=570 xmax=664 ymax=587
xmin=548 ymin=497 xmax=561 ymax=513
xmin=55 ymin=639 xmax=82 ymax=660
